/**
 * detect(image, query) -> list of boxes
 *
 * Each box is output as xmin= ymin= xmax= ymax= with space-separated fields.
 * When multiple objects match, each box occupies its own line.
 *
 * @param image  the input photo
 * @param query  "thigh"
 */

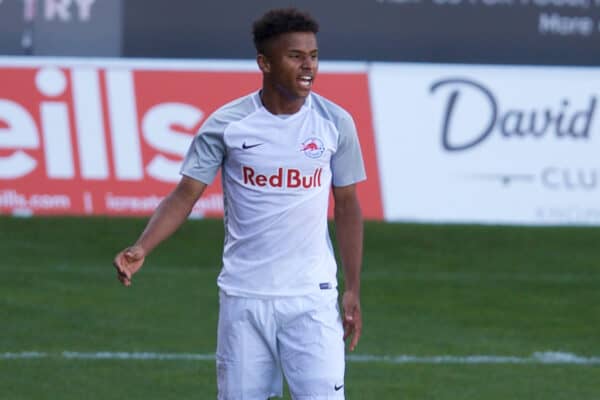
xmin=277 ymin=291 xmax=346 ymax=399
xmin=216 ymin=291 xmax=283 ymax=400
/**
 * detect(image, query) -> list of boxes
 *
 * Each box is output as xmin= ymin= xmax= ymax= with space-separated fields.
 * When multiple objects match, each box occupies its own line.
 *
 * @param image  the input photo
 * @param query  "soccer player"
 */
xmin=113 ymin=8 xmax=365 ymax=399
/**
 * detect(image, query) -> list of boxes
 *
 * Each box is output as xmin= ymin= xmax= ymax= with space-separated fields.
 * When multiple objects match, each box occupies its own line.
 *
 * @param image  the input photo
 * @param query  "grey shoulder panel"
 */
xmin=310 ymin=93 xmax=367 ymax=187
xmin=180 ymin=92 xmax=258 ymax=184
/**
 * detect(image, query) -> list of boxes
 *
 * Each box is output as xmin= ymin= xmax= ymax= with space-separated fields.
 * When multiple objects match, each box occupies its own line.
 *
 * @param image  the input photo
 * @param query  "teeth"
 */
xmin=298 ymin=76 xmax=312 ymax=88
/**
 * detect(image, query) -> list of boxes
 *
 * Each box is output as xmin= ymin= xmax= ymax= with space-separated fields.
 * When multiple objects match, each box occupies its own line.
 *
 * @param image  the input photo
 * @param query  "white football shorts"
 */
xmin=216 ymin=288 xmax=346 ymax=399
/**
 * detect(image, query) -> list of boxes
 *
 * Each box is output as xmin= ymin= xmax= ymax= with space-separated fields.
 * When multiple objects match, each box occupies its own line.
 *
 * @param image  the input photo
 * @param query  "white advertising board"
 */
xmin=370 ymin=63 xmax=600 ymax=225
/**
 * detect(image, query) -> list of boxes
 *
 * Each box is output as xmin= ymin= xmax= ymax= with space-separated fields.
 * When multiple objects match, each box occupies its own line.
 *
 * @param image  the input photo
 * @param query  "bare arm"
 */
xmin=113 ymin=176 xmax=207 ymax=286
xmin=333 ymin=184 xmax=363 ymax=351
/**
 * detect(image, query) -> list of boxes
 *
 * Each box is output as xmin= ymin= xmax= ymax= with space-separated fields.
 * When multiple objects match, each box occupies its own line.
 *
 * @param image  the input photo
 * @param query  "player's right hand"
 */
xmin=113 ymin=245 xmax=146 ymax=287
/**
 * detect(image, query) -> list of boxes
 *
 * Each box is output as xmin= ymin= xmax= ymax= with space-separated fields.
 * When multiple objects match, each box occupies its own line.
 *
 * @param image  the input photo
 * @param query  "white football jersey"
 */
xmin=181 ymin=91 xmax=366 ymax=297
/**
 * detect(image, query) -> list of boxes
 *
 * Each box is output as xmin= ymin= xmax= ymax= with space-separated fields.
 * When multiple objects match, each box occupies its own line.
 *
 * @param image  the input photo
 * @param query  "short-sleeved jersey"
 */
xmin=181 ymin=91 xmax=366 ymax=297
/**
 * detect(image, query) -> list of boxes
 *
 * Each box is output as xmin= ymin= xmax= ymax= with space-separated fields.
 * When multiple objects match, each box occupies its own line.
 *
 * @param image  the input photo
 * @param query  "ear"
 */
xmin=257 ymin=54 xmax=271 ymax=73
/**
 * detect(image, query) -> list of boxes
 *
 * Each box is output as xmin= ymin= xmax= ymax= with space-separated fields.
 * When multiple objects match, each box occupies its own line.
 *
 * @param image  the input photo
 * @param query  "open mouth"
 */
xmin=298 ymin=75 xmax=313 ymax=88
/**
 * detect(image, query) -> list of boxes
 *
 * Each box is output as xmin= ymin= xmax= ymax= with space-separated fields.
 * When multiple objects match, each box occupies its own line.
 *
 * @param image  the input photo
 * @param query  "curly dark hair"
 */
xmin=252 ymin=8 xmax=319 ymax=55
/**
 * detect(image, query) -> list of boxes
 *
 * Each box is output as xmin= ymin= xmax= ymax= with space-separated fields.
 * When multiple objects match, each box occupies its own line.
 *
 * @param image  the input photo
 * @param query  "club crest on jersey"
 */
xmin=300 ymin=137 xmax=325 ymax=159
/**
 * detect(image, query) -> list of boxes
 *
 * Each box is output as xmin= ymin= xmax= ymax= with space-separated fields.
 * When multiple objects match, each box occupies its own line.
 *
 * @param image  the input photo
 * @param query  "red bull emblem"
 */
xmin=300 ymin=137 xmax=325 ymax=159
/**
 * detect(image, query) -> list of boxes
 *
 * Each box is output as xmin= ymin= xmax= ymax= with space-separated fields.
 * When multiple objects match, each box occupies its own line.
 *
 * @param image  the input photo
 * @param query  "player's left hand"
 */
xmin=342 ymin=290 xmax=362 ymax=351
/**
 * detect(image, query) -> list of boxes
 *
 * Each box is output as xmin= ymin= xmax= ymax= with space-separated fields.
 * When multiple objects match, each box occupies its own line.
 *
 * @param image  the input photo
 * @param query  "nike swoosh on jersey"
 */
xmin=242 ymin=142 xmax=264 ymax=150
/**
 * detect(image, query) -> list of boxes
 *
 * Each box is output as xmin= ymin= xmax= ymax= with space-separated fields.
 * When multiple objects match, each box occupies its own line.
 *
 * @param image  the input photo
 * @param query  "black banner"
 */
xmin=122 ymin=0 xmax=600 ymax=65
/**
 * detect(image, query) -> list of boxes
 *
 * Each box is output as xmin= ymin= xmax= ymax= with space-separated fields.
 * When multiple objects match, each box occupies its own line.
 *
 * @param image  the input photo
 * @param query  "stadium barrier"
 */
xmin=2 ymin=57 xmax=599 ymax=224
xmin=370 ymin=63 xmax=600 ymax=225
xmin=0 ymin=57 xmax=382 ymax=220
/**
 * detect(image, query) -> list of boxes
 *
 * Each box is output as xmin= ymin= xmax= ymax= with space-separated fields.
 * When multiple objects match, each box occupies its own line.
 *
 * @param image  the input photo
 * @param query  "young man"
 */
xmin=113 ymin=8 xmax=365 ymax=399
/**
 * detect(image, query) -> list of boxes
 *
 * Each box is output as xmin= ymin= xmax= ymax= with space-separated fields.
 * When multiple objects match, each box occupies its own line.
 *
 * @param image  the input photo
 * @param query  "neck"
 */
xmin=260 ymin=84 xmax=306 ymax=115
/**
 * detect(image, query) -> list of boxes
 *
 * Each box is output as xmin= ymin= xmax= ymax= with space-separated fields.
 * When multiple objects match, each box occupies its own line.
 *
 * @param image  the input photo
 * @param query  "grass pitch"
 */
xmin=1 ymin=216 xmax=599 ymax=399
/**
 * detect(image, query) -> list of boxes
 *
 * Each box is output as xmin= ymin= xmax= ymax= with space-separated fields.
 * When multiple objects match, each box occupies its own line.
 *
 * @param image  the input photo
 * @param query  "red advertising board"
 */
xmin=0 ymin=59 xmax=382 ymax=219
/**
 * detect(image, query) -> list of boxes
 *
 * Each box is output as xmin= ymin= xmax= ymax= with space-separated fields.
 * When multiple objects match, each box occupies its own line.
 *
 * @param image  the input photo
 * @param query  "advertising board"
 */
xmin=370 ymin=63 xmax=600 ymax=224
xmin=0 ymin=58 xmax=383 ymax=219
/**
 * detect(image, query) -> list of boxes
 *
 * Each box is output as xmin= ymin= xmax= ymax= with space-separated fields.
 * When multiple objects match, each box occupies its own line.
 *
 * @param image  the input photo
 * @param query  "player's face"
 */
xmin=263 ymin=32 xmax=318 ymax=100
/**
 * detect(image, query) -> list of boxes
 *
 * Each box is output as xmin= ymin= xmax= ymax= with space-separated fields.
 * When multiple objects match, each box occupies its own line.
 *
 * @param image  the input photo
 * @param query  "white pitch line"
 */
xmin=62 ymin=351 xmax=215 ymax=361
xmin=1 ymin=352 xmax=47 ymax=359
xmin=2 ymin=351 xmax=600 ymax=365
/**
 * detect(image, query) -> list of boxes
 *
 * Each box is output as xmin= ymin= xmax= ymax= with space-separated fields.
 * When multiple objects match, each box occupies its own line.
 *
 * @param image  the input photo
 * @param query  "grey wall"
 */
xmin=0 ymin=0 xmax=29 ymax=55
xmin=2 ymin=0 xmax=599 ymax=65
xmin=0 ymin=0 xmax=122 ymax=57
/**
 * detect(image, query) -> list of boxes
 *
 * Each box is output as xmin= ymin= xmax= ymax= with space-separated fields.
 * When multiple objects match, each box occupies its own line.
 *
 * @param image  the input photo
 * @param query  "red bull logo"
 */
xmin=302 ymin=142 xmax=319 ymax=151
xmin=300 ymin=137 xmax=325 ymax=159
xmin=242 ymin=166 xmax=322 ymax=189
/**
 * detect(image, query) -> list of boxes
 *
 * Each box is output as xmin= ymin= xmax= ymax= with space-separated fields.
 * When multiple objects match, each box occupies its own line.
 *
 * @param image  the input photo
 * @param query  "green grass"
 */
xmin=1 ymin=216 xmax=600 ymax=399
